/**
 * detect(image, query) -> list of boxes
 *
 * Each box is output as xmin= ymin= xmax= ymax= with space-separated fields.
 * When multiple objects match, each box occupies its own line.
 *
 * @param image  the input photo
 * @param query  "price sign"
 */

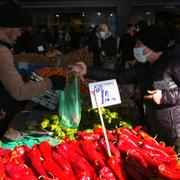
xmin=88 ymin=79 xmax=121 ymax=109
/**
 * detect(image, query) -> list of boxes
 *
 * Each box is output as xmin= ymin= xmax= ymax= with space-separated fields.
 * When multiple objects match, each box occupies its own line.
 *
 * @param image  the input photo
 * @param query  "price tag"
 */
xmin=88 ymin=79 xmax=121 ymax=109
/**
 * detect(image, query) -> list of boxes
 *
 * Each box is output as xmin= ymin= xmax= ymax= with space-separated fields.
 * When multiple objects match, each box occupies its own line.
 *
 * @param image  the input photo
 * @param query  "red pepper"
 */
xmin=117 ymin=127 xmax=143 ymax=144
xmin=0 ymin=162 xmax=6 ymax=179
xmin=94 ymin=141 xmax=109 ymax=161
xmin=142 ymin=141 xmax=176 ymax=163
xmin=52 ymin=151 xmax=75 ymax=178
xmin=3 ymin=149 xmax=11 ymax=161
xmin=94 ymin=128 xmax=116 ymax=141
xmin=139 ymin=130 xmax=177 ymax=156
xmin=0 ymin=147 xmax=4 ymax=157
xmin=133 ymin=126 xmax=142 ymax=132
xmin=10 ymin=145 xmax=30 ymax=164
xmin=55 ymin=143 xmax=68 ymax=159
xmin=57 ymin=142 xmax=97 ymax=179
xmin=168 ymin=159 xmax=180 ymax=170
xmin=69 ymin=140 xmax=85 ymax=157
xmin=127 ymin=149 xmax=148 ymax=168
xmin=99 ymin=166 xmax=116 ymax=180
xmin=117 ymin=136 xmax=148 ymax=167
xmin=5 ymin=161 xmax=36 ymax=180
xmin=63 ymin=136 xmax=71 ymax=143
xmin=141 ymin=151 xmax=161 ymax=167
xmin=39 ymin=141 xmax=53 ymax=160
xmin=98 ymin=139 xmax=121 ymax=158
xmin=158 ymin=142 xmax=176 ymax=156
xmin=80 ymin=140 xmax=105 ymax=168
xmin=138 ymin=130 xmax=160 ymax=146
xmin=117 ymin=135 xmax=140 ymax=151
xmin=117 ymin=137 xmax=148 ymax=168
xmin=43 ymin=159 xmax=70 ymax=180
xmin=29 ymin=144 xmax=48 ymax=177
xmin=158 ymin=164 xmax=180 ymax=179
xmin=107 ymin=156 xmax=127 ymax=180
xmin=78 ymin=131 xmax=100 ymax=141
xmin=76 ymin=175 xmax=92 ymax=180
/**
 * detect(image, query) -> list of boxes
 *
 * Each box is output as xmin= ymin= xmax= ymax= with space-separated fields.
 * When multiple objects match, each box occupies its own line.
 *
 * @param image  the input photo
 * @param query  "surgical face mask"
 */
xmin=99 ymin=31 xmax=106 ymax=37
xmin=133 ymin=47 xmax=152 ymax=63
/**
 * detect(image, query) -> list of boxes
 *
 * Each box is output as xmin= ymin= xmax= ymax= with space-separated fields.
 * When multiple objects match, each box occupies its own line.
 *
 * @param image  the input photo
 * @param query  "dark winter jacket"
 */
xmin=86 ymin=44 xmax=180 ymax=143
xmin=88 ymin=31 xmax=116 ymax=67
xmin=96 ymin=32 xmax=117 ymax=57
xmin=118 ymin=33 xmax=136 ymax=64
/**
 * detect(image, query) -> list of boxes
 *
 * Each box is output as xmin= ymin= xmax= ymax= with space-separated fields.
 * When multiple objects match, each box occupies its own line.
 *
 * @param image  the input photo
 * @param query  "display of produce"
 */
xmin=38 ymin=114 xmax=78 ymax=140
xmin=2 ymin=64 xmax=179 ymax=179
xmin=28 ymin=107 xmax=132 ymax=141
xmin=0 ymin=126 xmax=179 ymax=179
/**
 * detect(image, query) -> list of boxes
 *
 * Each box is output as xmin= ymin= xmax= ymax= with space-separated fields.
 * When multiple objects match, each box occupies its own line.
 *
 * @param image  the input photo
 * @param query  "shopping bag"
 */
xmin=58 ymin=75 xmax=81 ymax=128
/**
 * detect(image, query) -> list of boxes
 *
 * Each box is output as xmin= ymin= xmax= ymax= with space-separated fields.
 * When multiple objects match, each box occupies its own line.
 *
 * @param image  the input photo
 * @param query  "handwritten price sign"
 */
xmin=88 ymin=79 xmax=121 ymax=109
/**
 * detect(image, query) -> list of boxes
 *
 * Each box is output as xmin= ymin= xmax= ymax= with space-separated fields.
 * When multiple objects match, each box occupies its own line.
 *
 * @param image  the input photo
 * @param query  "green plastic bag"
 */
xmin=58 ymin=75 xmax=81 ymax=128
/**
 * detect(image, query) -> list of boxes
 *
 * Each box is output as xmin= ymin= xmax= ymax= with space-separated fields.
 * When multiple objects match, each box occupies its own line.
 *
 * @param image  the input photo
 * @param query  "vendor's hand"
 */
xmin=71 ymin=62 xmax=87 ymax=76
xmin=144 ymin=90 xmax=163 ymax=105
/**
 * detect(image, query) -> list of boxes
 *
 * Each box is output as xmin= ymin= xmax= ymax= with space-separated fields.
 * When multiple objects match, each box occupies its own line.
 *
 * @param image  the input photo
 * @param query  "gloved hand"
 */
xmin=49 ymin=75 xmax=66 ymax=90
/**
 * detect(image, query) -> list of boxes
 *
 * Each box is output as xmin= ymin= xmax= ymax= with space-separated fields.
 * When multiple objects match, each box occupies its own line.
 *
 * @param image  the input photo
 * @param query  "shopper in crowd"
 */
xmin=72 ymin=25 xmax=180 ymax=153
xmin=95 ymin=23 xmax=117 ymax=69
xmin=87 ymin=23 xmax=116 ymax=69
xmin=15 ymin=24 xmax=54 ymax=54
xmin=86 ymin=24 xmax=101 ymax=67
xmin=129 ymin=20 xmax=148 ymax=126
xmin=118 ymin=23 xmax=136 ymax=69
xmin=0 ymin=1 xmax=66 ymax=137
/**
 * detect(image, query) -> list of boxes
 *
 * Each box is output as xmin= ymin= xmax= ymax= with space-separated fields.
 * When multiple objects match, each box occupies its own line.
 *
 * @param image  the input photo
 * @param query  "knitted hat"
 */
xmin=0 ymin=1 xmax=28 ymax=27
xmin=135 ymin=25 xmax=170 ymax=52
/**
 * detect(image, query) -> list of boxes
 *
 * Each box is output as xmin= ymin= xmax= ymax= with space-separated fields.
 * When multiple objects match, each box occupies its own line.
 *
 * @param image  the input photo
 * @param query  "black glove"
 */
xmin=49 ymin=75 xmax=66 ymax=90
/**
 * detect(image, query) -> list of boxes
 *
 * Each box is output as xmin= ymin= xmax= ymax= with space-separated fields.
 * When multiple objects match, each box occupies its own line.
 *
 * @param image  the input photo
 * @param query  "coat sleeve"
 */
xmin=86 ymin=65 xmax=138 ymax=84
xmin=0 ymin=47 xmax=52 ymax=101
xmin=162 ymin=60 xmax=180 ymax=105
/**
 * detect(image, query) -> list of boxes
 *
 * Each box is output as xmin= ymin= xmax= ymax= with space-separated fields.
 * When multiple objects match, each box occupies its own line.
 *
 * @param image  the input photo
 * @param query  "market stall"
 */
xmin=1 ymin=61 xmax=180 ymax=179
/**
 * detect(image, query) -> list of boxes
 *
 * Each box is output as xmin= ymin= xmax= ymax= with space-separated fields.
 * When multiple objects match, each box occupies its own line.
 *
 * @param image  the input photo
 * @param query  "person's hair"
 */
xmin=98 ymin=23 xmax=109 ymax=32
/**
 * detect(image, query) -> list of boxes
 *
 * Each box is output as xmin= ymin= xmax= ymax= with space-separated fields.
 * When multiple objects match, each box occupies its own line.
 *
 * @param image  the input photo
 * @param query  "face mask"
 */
xmin=133 ymin=47 xmax=152 ymax=63
xmin=99 ymin=31 xmax=106 ymax=37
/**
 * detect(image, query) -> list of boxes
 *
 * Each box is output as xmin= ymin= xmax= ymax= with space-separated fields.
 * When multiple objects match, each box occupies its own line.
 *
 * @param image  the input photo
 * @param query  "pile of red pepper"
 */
xmin=0 ymin=126 xmax=179 ymax=179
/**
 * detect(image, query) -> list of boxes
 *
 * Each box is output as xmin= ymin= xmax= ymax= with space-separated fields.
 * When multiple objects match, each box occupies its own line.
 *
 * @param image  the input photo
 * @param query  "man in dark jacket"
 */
xmin=72 ymin=25 xmax=180 ymax=153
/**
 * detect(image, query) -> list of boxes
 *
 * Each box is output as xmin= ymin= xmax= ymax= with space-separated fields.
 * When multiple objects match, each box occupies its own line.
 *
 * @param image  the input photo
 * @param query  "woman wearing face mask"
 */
xmin=72 ymin=25 xmax=180 ymax=153
xmin=88 ymin=23 xmax=117 ymax=69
